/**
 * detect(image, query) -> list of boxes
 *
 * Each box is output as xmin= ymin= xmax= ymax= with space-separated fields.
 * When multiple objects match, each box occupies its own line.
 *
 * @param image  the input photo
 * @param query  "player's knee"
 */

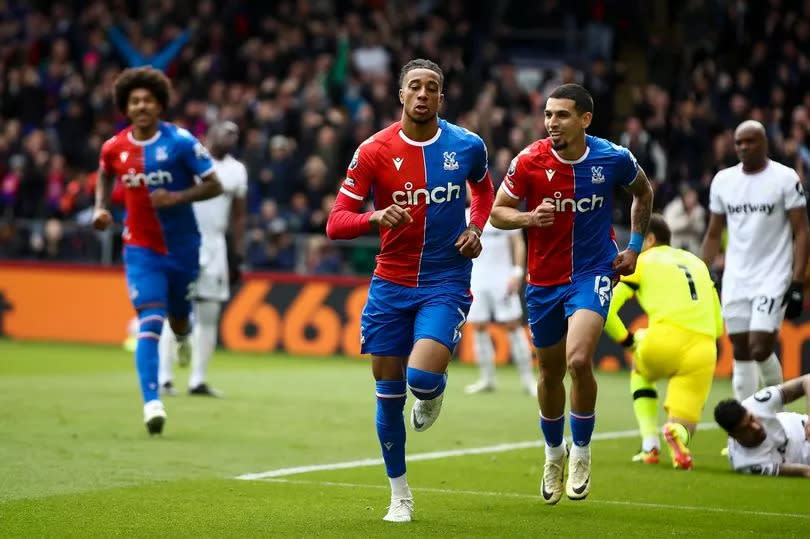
xmin=730 ymin=340 xmax=750 ymax=362
xmin=538 ymin=360 xmax=565 ymax=384
xmin=406 ymin=366 xmax=446 ymax=400
xmin=750 ymin=342 xmax=772 ymax=362
xmin=566 ymin=352 xmax=593 ymax=378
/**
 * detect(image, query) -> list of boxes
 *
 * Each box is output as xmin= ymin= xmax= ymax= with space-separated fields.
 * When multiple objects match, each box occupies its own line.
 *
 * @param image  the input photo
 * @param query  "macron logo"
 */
xmin=546 ymin=169 xmax=555 ymax=181
xmin=393 ymin=157 xmax=403 ymax=170
xmin=726 ymin=202 xmax=775 ymax=215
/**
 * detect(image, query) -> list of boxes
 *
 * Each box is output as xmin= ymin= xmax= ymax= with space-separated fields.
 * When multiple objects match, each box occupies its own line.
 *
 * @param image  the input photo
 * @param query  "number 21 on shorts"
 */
xmin=594 ymin=275 xmax=612 ymax=307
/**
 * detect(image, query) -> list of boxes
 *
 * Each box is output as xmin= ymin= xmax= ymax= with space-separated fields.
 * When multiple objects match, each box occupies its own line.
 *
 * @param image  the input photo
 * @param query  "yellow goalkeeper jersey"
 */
xmin=604 ymin=245 xmax=724 ymax=341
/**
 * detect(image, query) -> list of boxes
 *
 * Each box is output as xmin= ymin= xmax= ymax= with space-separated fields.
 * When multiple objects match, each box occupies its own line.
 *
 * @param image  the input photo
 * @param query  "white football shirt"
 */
xmin=193 ymin=154 xmax=248 ymax=237
xmin=466 ymin=209 xmax=521 ymax=290
xmin=709 ymin=160 xmax=806 ymax=300
xmin=727 ymin=387 xmax=810 ymax=475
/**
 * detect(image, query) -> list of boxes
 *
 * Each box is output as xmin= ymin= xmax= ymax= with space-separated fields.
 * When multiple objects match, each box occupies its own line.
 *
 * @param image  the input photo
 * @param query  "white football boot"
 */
xmin=540 ymin=442 xmax=567 ymax=505
xmin=566 ymin=448 xmax=591 ymax=500
xmin=143 ymin=400 xmax=167 ymax=435
xmin=410 ymin=394 xmax=444 ymax=432
xmin=383 ymin=491 xmax=414 ymax=522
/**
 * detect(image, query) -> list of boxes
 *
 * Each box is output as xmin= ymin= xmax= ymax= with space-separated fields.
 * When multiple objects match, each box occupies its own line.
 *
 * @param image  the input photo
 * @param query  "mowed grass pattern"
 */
xmin=0 ymin=340 xmax=807 ymax=537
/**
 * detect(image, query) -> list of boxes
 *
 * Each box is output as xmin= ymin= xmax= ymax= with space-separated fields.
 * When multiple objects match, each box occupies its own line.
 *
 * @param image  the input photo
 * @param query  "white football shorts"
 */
xmin=722 ymin=295 xmax=785 ymax=334
xmin=468 ymin=286 xmax=523 ymax=324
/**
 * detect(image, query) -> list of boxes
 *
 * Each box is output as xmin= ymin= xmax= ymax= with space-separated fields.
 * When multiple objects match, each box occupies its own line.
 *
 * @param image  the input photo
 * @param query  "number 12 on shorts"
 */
xmin=594 ymin=275 xmax=612 ymax=307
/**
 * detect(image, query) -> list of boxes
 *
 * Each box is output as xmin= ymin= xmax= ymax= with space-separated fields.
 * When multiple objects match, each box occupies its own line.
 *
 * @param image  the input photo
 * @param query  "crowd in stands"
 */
xmin=0 ymin=0 xmax=808 ymax=271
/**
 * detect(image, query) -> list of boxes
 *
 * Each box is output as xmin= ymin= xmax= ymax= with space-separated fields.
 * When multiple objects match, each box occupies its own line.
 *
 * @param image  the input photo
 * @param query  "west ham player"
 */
xmin=159 ymin=121 xmax=247 ymax=397
xmin=715 ymin=374 xmax=810 ymax=477
xmin=92 ymin=67 xmax=223 ymax=434
xmin=326 ymin=59 xmax=494 ymax=522
xmin=490 ymin=84 xmax=653 ymax=503
xmin=463 ymin=207 xmax=536 ymax=396
xmin=701 ymin=120 xmax=809 ymax=401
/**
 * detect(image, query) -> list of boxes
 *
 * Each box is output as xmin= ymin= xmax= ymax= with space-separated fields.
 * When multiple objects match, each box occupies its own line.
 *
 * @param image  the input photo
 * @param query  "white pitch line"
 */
xmin=234 ymin=423 xmax=717 ymax=480
xmin=265 ymin=477 xmax=810 ymax=521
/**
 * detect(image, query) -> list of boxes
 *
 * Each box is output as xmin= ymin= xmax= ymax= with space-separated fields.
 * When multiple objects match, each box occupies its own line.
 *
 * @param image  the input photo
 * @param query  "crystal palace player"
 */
xmin=92 ymin=67 xmax=222 ymax=434
xmin=326 ymin=59 xmax=494 ymax=523
xmin=490 ymin=84 xmax=653 ymax=504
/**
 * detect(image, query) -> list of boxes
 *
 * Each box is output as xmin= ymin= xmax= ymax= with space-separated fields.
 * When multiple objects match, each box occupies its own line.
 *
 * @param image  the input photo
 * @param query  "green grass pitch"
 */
xmin=1 ymin=339 xmax=807 ymax=537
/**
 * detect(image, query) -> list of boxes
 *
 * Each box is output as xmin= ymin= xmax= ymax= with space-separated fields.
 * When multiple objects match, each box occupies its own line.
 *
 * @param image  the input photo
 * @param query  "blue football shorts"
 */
xmin=526 ymin=271 xmax=614 ymax=348
xmin=123 ymin=245 xmax=200 ymax=319
xmin=360 ymin=276 xmax=473 ymax=357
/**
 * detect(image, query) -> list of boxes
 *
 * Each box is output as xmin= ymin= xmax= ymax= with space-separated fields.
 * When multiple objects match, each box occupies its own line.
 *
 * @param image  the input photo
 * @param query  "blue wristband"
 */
xmin=627 ymin=232 xmax=644 ymax=254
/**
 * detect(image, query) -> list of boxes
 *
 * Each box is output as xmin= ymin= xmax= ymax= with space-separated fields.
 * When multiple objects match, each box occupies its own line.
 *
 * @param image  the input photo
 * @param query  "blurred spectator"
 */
xmin=0 ymin=0 xmax=808 ymax=277
xmin=662 ymin=184 xmax=707 ymax=255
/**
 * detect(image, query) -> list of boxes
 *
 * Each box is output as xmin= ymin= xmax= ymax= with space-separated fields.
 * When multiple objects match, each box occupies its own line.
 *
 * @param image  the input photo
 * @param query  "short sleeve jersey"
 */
xmin=501 ymin=135 xmax=638 ymax=286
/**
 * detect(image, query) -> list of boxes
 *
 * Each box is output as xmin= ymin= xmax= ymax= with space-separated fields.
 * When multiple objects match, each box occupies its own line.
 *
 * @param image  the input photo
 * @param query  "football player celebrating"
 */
xmin=326 ymin=58 xmax=493 ymax=522
xmin=93 ymin=67 xmax=222 ymax=434
xmin=490 ymin=84 xmax=653 ymax=503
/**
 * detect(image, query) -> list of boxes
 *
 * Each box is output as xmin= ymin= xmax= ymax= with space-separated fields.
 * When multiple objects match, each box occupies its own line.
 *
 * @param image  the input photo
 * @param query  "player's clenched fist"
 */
xmin=528 ymin=201 xmax=555 ymax=227
xmin=612 ymin=249 xmax=639 ymax=276
xmin=92 ymin=208 xmax=112 ymax=230
xmin=455 ymin=226 xmax=482 ymax=258
xmin=370 ymin=204 xmax=413 ymax=229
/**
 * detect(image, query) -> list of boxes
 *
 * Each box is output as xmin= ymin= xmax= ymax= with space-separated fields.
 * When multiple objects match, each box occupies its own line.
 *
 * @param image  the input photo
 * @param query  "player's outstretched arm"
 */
xmin=489 ymin=189 xmax=553 ymax=230
xmin=777 ymin=463 xmax=810 ymax=477
xmin=92 ymin=168 xmax=116 ymax=230
xmin=150 ymin=172 xmax=223 ymax=209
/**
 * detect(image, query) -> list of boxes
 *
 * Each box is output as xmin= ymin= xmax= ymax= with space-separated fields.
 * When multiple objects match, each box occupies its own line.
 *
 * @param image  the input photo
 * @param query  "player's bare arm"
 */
xmin=777 ymin=463 xmax=810 ymax=477
xmin=92 ymin=168 xmax=116 ymax=230
xmin=613 ymin=167 xmax=653 ymax=276
xmin=490 ymin=189 xmax=554 ymax=229
xmin=369 ymin=204 xmax=413 ymax=229
xmin=150 ymin=171 xmax=223 ymax=209
xmin=700 ymin=212 xmax=727 ymax=269
xmin=778 ymin=373 xmax=810 ymax=407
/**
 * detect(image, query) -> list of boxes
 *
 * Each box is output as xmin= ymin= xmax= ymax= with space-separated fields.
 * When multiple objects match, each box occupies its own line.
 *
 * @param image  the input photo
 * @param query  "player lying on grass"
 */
xmin=604 ymin=215 xmax=723 ymax=470
xmin=715 ymin=374 xmax=810 ymax=476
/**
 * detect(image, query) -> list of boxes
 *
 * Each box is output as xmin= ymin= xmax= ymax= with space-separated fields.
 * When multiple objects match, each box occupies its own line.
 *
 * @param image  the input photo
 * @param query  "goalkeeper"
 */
xmin=605 ymin=215 xmax=724 ymax=470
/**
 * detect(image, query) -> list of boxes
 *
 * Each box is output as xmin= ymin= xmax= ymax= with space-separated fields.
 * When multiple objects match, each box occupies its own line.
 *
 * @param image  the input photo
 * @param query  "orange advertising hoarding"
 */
xmin=1 ymin=261 xmax=808 ymax=377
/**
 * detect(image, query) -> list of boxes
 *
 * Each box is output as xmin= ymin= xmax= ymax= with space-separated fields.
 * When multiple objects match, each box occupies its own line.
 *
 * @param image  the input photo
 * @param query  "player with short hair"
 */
xmin=701 ymin=120 xmax=809 ymax=402
xmin=326 ymin=58 xmax=494 ymax=523
xmin=158 ymin=121 xmax=247 ymax=397
xmin=715 ymin=374 xmax=810 ymax=477
xmin=490 ymin=83 xmax=654 ymax=504
xmin=93 ymin=66 xmax=223 ymax=434
xmin=463 ymin=208 xmax=536 ymax=396
xmin=604 ymin=214 xmax=723 ymax=470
